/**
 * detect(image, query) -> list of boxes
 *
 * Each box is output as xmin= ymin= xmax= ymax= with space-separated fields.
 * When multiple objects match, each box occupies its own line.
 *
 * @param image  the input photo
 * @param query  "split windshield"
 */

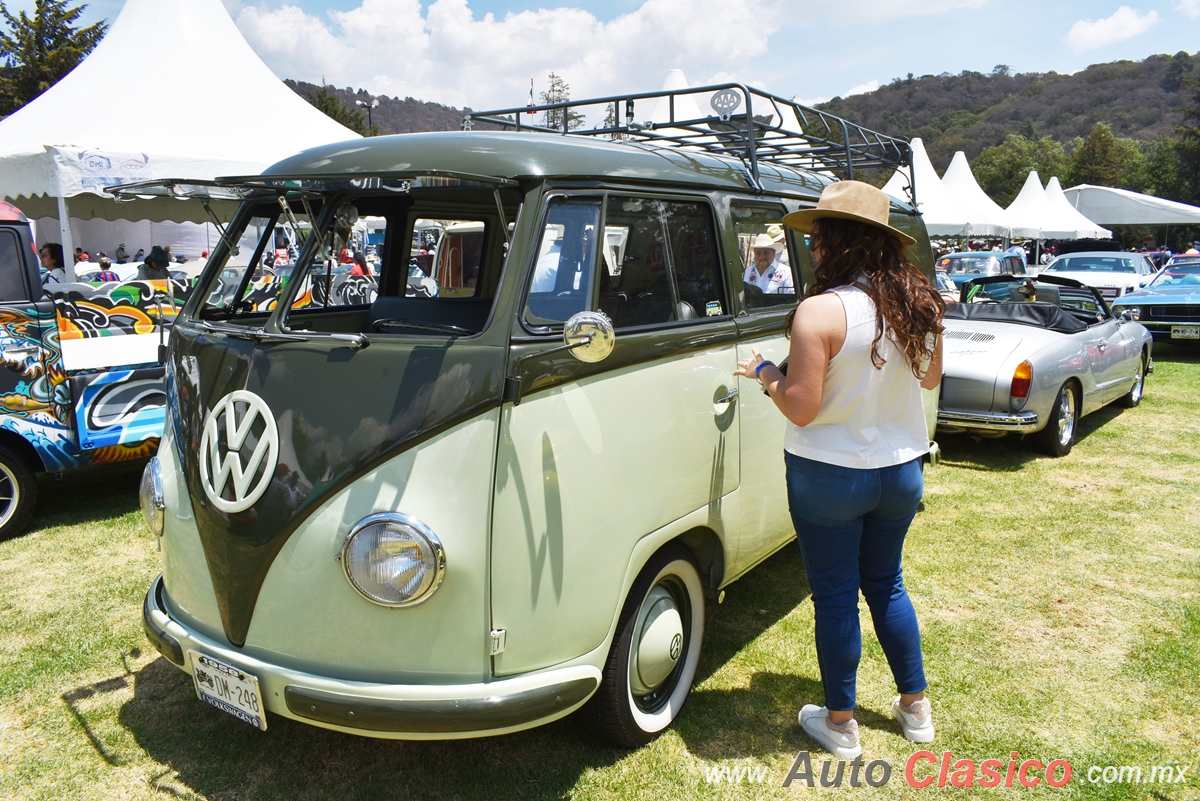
xmin=196 ymin=185 xmax=516 ymax=336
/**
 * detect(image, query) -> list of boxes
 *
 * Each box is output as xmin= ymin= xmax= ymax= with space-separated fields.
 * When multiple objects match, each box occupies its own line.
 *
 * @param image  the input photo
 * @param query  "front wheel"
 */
xmin=0 ymin=443 xmax=37 ymax=540
xmin=1118 ymin=352 xmax=1147 ymax=408
xmin=580 ymin=544 xmax=705 ymax=748
xmin=1033 ymin=381 xmax=1078 ymax=457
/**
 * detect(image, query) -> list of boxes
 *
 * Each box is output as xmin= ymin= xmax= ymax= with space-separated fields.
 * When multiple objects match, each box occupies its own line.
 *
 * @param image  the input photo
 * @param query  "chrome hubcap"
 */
xmin=0 ymin=463 xmax=18 ymax=528
xmin=1058 ymin=388 xmax=1075 ymax=447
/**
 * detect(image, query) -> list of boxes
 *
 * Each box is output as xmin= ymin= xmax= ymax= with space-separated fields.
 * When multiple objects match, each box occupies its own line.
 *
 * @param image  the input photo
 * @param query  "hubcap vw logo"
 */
xmin=669 ymin=633 xmax=683 ymax=662
xmin=199 ymin=390 xmax=279 ymax=513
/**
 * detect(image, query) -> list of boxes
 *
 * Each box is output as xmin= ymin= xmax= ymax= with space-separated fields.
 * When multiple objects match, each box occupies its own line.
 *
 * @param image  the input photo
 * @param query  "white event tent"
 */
xmin=1062 ymin=184 xmax=1200 ymax=226
xmin=882 ymin=138 xmax=1006 ymax=238
xmin=1044 ymin=177 xmax=1111 ymax=239
xmin=1005 ymin=171 xmax=1111 ymax=240
xmin=941 ymin=151 xmax=1035 ymax=239
xmin=0 ymin=0 xmax=359 ymax=276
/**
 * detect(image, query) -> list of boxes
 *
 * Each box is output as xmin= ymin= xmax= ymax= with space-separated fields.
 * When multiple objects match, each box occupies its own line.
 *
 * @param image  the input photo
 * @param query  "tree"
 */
xmin=1160 ymin=50 xmax=1194 ymax=93
xmin=1068 ymin=123 xmax=1142 ymax=189
xmin=539 ymin=72 xmax=584 ymax=131
xmin=0 ymin=0 xmax=106 ymax=116
xmin=972 ymin=134 xmax=1069 ymax=206
xmin=1175 ymin=75 xmax=1200 ymax=205
xmin=301 ymin=83 xmax=376 ymax=136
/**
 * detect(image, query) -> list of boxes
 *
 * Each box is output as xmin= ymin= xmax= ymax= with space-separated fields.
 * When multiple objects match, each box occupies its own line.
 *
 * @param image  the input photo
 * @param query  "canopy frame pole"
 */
xmin=56 ymin=196 xmax=76 ymax=282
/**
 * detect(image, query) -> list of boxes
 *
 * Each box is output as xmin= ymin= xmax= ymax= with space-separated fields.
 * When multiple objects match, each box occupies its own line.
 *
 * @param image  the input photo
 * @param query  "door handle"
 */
xmin=4 ymin=346 xmax=38 ymax=358
xmin=1098 ymin=342 xmax=1107 ymax=352
xmin=715 ymin=388 xmax=738 ymax=404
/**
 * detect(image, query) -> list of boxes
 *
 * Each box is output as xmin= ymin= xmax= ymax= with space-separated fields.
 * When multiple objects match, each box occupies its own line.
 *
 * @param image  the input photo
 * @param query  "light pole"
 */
xmin=356 ymin=98 xmax=379 ymax=133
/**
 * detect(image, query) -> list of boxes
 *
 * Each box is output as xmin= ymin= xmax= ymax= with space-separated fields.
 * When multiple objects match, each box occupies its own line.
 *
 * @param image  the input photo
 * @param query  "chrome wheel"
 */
xmin=0 ymin=443 xmax=37 ymax=540
xmin=1034 ymin=382 xmax=1078 ymax=457
xmin=1055 ymin=386 xmax=1076 ymax=448
xmin=1120 ymin=353 xmax=1146 ymax=408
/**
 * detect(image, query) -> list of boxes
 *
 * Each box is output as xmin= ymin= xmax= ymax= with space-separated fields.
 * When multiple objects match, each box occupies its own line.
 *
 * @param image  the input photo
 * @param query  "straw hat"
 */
xmin=750 ymin=232 xmax=784 ymax=253
xmin=783 ymin=180 xmax=916 ymax=246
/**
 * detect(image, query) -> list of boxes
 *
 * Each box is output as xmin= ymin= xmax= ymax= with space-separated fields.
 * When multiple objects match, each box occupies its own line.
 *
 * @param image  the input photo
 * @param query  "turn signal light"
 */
xmin=1011 ymin=360 xmax=1033 ymax=400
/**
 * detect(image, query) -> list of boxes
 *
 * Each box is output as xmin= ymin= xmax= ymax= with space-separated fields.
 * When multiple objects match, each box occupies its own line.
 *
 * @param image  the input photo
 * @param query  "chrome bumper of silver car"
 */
xmin=937 ymin=409 xmax=1040 ymax=433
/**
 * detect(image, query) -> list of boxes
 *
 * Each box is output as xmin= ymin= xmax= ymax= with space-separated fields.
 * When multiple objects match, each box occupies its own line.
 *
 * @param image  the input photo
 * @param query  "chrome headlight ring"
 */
xmin=341 ymin=513 xmax=446 ymax=608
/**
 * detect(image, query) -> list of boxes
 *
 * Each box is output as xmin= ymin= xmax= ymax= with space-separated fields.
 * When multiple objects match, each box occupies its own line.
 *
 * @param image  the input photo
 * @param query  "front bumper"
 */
xmin=937 ymin=408 xmax=1040 ymax=434
xmin=143 ymin=574 xmax=601 ymax=739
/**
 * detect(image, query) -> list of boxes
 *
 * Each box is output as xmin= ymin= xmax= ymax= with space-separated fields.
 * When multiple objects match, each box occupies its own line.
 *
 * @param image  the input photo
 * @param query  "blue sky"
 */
xmin=32 ymin=0 xmax=1200 ymax=109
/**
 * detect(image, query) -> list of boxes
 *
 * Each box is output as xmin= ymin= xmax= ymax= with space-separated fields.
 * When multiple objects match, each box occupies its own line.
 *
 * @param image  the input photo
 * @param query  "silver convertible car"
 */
xmin=938 ymin=275 xmax=1152 ymax=456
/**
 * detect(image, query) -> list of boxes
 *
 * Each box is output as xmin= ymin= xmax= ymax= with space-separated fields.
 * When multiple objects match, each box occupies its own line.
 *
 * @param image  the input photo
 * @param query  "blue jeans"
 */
xmin=785 ymin=451 xmax=928 ymax=712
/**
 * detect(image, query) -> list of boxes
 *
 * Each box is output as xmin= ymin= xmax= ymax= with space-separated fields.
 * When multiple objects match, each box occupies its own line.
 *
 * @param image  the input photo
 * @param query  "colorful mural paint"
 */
xmin=0 ymin=283 xmax=170 ymax=473
xmin=51 ymin=279 xmax=194 ymax=340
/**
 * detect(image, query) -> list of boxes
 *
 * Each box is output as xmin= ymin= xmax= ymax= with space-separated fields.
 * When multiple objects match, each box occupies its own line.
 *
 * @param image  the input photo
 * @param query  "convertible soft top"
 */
xmin=944 ymin=301 xmax=1088 ymax=334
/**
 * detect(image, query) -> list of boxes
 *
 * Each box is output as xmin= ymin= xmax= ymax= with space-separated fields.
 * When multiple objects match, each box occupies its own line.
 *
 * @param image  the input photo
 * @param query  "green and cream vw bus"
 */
xmin=133 ymin=85 xmax=934 ymax=746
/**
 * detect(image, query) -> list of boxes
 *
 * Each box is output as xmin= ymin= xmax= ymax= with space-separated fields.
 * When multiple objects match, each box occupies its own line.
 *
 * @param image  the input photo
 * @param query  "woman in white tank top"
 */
xmin=734 ymin=180 xmax=945 ymax=759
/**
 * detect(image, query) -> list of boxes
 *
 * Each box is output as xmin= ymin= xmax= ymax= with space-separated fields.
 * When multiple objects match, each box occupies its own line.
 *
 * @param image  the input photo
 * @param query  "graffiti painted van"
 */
xmin=135 ymin=85 xmax=935 ymax=746
xmin=0 ymin=201 xmax=171 ymax=538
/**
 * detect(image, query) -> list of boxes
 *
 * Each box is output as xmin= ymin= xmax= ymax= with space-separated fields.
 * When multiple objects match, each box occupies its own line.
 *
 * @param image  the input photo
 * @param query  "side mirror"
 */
xmin=563 ymin=310 xmax=615 ymax=363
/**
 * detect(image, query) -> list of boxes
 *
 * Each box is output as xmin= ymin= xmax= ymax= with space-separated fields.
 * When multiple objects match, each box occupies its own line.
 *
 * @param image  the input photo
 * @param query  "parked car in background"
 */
xmin=1111 ymin=257 xmax=1200 ymax=343
xmin=938 ymin=274 xmax=1151 ymax=457
xmin=935 ymin=269 xmax=958 ymax=302
xmin=1039 ymin=251 xmax=1158 ymax=300
xmin=0 ymin=201 xmax=170 ymax=539
xmin=936 ymin=251 xmax=1027 ymax=287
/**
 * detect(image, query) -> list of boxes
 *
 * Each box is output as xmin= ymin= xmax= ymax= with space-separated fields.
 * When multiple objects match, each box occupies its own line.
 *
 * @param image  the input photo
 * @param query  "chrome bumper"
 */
xmin=142 ymin=574 xmax=600 ymax=739
xmin=937 ymin=408 xmax=1040 ymax=433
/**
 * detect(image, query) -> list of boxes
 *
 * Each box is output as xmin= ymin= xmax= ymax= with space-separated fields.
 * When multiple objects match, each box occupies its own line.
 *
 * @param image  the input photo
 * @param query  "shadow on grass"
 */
xmin=107 ymin=546 xmax=814 ymax=800
xmin=30 ymin=456 xmax=148 ymax=532
xmin=937 ymin=398 xmax=1137 ymax=472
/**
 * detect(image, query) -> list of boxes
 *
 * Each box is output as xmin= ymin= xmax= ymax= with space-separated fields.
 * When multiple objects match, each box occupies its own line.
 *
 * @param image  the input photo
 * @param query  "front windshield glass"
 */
xmin=193 ymin=185 xmax=517 ymax=336
xmin=938 ymin=255 xmax=1001 ymax=277
xmin=1148 ymin=262 xmax=1200 ymax=288
xmin=1045 ymin=255 xmax=1136 ymax=273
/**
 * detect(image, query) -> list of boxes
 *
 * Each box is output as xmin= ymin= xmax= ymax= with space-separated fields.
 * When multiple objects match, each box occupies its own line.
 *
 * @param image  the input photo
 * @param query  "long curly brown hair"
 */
xmin=791 ymin=217 xmax=944 ymax=377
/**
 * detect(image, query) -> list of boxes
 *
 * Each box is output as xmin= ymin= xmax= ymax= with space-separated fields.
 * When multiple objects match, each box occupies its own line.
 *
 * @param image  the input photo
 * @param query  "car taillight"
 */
xmin=1011 ymin=361 xmax=1033 ymax=403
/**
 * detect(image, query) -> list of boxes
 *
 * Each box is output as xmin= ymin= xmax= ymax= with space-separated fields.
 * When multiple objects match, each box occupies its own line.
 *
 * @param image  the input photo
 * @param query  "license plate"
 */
xmin=1171 ymin=325 xmax=1199 ymax=340
xmin=188 ymin=649 xmax=267 ymax=730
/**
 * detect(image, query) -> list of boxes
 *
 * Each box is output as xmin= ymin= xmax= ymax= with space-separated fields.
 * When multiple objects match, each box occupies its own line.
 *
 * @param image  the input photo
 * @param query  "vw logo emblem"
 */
xmin=669 ymin=633 xmax=683 ymax=662
xmin=199 ymin=390 xmax=279 ymax=513
xmin=710 ymin=89 xmax=742 ymax=117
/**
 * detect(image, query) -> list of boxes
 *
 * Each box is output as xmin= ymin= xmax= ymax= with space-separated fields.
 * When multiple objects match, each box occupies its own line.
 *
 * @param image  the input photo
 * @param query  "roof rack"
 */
xmin=464 ymin=83 xmax=913 ymax=198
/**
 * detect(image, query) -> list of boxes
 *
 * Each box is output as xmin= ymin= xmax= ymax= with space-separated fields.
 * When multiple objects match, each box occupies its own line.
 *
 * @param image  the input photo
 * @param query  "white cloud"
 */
xmin=234 ymin=0 xmax=787 ymax=111
xmin=1177 ymin=0 xmax=1200 ymax=19
xmin=844 ymin=79 xmax=879 ymax=97
xmin=1066 ymin=6 xmax=1160 ymax=53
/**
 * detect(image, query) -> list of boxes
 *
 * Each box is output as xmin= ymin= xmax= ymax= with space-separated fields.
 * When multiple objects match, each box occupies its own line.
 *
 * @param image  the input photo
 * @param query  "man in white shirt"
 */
xmin=743 ymin=232 xmax=793 ymax=294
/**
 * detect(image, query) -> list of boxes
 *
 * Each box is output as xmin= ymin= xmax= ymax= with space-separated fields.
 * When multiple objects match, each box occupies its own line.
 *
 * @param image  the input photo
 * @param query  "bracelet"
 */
xmin=755 ymin=360 xmax=775 ymax=378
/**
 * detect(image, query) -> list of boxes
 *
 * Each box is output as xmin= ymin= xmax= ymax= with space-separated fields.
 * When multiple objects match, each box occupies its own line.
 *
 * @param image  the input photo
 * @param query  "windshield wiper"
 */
xmin=180 ymin=320 xmax=369 ymax=349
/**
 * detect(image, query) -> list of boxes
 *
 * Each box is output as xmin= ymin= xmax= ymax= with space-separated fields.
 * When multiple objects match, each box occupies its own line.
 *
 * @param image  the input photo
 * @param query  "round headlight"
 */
xmin=139 ymin=456 xmax=164 ymax=537
xmin=341 ymin=513 xmax=445 ymax=607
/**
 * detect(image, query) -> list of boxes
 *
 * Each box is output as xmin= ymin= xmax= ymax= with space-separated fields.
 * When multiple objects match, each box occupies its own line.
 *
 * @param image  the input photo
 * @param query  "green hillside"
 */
xmin=817 ymin=52 xmax=1198 ymax=173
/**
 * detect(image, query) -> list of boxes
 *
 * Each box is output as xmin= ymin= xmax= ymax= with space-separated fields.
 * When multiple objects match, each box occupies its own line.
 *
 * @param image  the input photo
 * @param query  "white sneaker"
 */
xmin=798 ymin=704 xmax=862 ymax=759
xmin=892 ymin=696 xmax=935 ymax=743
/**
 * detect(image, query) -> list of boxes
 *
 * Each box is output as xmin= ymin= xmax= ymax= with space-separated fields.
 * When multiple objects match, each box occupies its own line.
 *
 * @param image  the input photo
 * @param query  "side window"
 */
xmin=0 ymin=230 xmax=29 ymax=303
xmin=600 ymin=196 xmax=725 ymax=328
xmin=425 ymin=219 xmax=487 ymax=298
xmin=731 ymin=203 xmax=796 ymax=309
xmin=524 ymin=198 xmax=601 ymax=325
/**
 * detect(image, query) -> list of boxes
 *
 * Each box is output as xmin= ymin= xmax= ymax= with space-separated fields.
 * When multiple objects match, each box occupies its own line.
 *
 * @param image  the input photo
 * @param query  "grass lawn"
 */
xmin=1 ymin=345 xmax=1198 ymax=800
